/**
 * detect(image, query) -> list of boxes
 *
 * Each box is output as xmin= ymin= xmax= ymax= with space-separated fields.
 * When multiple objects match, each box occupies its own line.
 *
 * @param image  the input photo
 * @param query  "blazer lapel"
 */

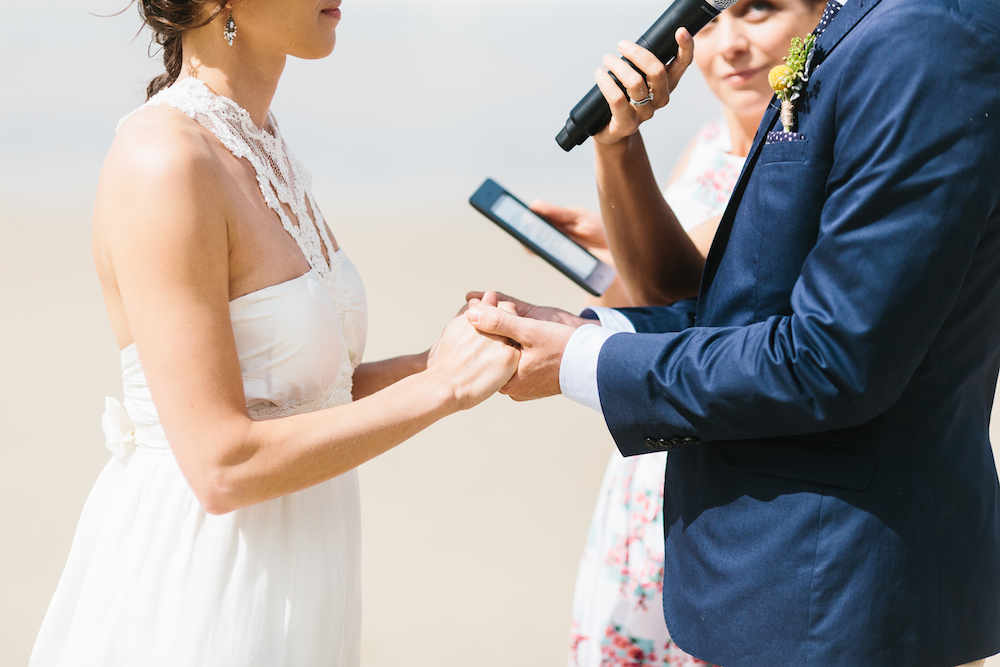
xmin=812 ymin=0 xmax=884 ymax=67
xmin=697 ymin=104 xmax=778 ymax=305
xmin=696 ymin=0 xmax=886 ymax=304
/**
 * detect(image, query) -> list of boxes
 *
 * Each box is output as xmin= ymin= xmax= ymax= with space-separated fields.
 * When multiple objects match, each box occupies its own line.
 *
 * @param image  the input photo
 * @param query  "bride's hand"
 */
xmin=426 ymin=293 xmax=520 ymax=410
xmin=426 ymin=297 xmax=479 ymax=369
xmin=593 ymin=28 xmax=695 ymax=146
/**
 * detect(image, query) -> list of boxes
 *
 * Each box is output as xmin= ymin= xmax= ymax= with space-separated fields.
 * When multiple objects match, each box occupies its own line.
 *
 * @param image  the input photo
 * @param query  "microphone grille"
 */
xmin=706 ymin=0 xmax=738 ymax=9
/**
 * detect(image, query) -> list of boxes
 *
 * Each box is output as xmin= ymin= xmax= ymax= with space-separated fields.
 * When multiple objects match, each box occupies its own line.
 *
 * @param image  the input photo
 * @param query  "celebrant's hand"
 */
xmin=466 ymin=297 xmax=582 ymax=402
xmin=594 ymin=28 xmax=695 ymax=146
xmin=527 ymin=201 xmax=616 ymax=268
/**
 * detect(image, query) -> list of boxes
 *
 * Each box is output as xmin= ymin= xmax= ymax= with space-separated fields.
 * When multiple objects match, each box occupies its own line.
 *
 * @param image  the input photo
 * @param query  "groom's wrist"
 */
xmin=563 ymin=313 xmax=600 ymax=329
xmin=581 ymin=306 xmax=636 ymax=333
xmin=559 ymin=323 xmax=618 ymax=413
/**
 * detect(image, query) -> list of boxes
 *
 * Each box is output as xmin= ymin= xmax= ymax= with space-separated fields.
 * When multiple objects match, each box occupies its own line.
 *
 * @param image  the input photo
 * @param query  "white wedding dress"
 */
xmin=30 ymin=78 xmax=368 ymax=666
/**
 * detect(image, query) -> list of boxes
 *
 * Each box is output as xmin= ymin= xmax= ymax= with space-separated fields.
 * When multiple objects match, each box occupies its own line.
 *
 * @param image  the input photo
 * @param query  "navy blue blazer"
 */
xmin=595 ymin=0 xmax=1000 ymax=664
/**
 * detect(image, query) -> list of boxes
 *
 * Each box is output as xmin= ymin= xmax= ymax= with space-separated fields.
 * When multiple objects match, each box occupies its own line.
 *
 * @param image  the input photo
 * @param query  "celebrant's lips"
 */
xmin=724 ymin=65 xmax=767 ymax=84
xmin=321 ymin=2 xmax=341 ymax=19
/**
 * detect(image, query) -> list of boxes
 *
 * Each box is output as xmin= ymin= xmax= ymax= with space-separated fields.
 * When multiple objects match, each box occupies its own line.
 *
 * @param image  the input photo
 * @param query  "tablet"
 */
xmin=469 ymin=178 xmax=617 ymax=296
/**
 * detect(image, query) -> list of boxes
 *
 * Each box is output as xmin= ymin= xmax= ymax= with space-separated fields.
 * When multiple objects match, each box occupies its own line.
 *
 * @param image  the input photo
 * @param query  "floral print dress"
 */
xmin=569 ymin=119 xmax=744 ymax=667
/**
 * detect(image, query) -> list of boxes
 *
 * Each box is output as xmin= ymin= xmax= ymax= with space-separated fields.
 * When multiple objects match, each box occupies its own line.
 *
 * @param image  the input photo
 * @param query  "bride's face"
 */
xmin=228 ymin=0 xmax=343 ymax=59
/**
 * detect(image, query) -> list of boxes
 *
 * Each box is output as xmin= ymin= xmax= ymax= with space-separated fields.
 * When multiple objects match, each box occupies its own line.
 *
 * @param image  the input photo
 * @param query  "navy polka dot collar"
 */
xmin=813 ymin=0 xmax=844 ymax=37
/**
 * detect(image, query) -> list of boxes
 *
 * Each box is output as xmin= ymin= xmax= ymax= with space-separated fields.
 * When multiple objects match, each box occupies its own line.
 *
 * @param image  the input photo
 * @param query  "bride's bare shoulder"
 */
xmin=94 ymin=103 xmax=229 ymax=262
xmin=96 ymin=103 xmax=229 ymax=230
xmin=103 ymin=104 xmax=220 ymax=185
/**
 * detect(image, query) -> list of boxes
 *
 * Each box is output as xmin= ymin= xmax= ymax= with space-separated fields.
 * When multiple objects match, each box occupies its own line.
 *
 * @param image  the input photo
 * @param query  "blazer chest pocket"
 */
xmin=760 ymin=134 xmax=808 ymax=163
xmin=719 ymin=435 xmax=874 ymax=490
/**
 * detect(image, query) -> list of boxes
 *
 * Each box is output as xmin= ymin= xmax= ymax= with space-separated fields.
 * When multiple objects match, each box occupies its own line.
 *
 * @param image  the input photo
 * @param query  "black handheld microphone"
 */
xmin=555 ymin=0 xmax=737 ymax=152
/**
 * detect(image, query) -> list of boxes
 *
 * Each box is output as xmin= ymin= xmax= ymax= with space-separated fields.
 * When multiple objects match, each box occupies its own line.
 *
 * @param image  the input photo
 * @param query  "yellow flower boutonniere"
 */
xmin=769 ymin=34 xmax=817 ymax=133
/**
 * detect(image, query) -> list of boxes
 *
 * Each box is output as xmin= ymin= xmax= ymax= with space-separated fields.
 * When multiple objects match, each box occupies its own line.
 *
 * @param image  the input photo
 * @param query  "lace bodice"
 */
xmin=111 ymin=78 xmax=367 ymax=453
xmin=121 ymin=78 xmax=336 ymax=277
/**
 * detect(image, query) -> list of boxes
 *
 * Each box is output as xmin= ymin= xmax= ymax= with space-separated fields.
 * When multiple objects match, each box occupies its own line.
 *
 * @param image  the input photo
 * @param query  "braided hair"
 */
xmin=137 ymin=0 xmax=225 ymax=99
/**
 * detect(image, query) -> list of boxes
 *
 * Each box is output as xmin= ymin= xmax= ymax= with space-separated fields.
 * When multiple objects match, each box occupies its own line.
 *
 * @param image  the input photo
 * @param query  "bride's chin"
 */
xmin=294 ymin=38 xmax=337 ymax=60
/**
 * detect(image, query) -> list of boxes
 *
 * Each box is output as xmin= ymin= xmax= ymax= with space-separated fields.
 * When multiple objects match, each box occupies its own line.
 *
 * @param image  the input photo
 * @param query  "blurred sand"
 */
xmin=3 ymin=193 xmax=999 ymax=667
xmin=5 ymin=2 xmax=997 ymax=665
xmin=0 ymin=194 xmax=616 ymax=666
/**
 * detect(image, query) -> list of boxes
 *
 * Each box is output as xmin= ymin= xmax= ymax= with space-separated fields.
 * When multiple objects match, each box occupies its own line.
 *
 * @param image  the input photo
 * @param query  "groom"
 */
xmin=469 ymin=0 xmax=1000 ymax=665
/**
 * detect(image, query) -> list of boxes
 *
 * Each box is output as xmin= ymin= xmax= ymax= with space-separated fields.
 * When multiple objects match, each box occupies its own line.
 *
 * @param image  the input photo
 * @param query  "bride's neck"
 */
xmin=178 ymin=28 xmax=286 ymax=129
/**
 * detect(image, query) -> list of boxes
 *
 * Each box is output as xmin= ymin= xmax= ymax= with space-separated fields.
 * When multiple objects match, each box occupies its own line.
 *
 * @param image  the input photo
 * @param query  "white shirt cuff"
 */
xmin=581 ymin=306 xmax=637 ymax=333
xmin=559 ymin=323 xmax=620 ymax=414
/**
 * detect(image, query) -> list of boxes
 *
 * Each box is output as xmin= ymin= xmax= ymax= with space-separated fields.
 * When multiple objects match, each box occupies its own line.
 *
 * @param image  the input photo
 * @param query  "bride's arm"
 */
xmin=352 ymin=305 xmax=481 ymax=400
xmin=351 ymin=354 xmax=428 ymax=401
xmin=95 ymin=118 xmax=518 ymax=516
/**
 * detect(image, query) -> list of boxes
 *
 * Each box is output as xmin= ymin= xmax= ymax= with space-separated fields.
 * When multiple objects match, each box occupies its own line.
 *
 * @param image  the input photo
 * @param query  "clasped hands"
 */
xmin=465 ymin=290 xmax=593 ymax=401
xmin=425 ymin=290 xmax=591 ymax=407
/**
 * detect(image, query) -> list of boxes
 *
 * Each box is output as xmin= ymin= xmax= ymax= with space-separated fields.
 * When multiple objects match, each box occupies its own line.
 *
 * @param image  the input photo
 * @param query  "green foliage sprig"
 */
xmin=784 ymin=34 xmax=817 ymax=79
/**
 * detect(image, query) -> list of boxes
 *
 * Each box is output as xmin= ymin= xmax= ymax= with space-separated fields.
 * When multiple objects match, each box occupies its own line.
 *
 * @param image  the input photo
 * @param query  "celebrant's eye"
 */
xmin=744 ymin=0 xmax=777 ymax=20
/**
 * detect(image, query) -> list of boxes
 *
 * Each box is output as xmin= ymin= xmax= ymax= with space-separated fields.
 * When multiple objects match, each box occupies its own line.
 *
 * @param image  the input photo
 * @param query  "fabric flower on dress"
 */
xmin=102 ymin=397 xmax=136 ymax=463
xmin=600 ymin=625 xmax=656 ymax=667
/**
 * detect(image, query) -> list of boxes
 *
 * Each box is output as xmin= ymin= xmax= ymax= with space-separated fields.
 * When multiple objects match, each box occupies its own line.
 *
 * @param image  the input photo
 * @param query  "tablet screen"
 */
xmin=491 ymin=194 xmax=599 ymax=278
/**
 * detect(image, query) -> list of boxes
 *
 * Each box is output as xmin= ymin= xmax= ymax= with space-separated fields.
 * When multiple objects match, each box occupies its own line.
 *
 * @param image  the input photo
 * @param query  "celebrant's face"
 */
xmin=695 ymin=0 xmax=826 ymax=120
xmin=229 ymin=0 xmax=342 ymax=59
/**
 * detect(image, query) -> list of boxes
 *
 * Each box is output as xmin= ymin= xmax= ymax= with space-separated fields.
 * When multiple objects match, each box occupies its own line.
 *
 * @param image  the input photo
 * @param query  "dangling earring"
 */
xmin=223 ymin=10 xmax=237 ymax=46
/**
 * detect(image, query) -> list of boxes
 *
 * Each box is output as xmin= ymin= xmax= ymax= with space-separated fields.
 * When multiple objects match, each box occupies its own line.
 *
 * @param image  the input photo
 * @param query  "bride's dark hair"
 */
xmin=138 ymin=0 xmax=226 ymax=100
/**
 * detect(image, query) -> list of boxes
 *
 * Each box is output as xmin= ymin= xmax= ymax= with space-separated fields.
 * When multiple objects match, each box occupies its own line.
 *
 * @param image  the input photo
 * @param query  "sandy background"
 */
xmin=2 ymin=1 xmax=999 ymax=665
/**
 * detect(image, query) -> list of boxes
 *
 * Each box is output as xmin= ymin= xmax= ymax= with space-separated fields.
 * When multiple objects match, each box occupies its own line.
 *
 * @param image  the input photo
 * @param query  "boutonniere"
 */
xmin=768 ymin=34 xmax=817 ymax=133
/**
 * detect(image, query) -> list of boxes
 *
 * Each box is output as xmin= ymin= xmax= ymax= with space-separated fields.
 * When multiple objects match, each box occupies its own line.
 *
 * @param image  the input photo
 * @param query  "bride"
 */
xmin=29 ymin=0 xmax=519 ymax=664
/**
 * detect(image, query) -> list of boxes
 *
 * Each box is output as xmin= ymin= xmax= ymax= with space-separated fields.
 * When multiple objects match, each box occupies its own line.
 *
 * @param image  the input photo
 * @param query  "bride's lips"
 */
xmin=321 ymin=2 xmax=341 ymax=19
xmin=724 ymin=65 xmax=766 ymax=84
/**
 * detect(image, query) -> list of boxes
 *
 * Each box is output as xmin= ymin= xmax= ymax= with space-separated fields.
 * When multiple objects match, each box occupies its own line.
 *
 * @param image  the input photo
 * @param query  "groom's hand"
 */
xmin=466 ymin=299 xmax=581 ymax=401
xmin=465 ymin=291 xmax=591 ymax=328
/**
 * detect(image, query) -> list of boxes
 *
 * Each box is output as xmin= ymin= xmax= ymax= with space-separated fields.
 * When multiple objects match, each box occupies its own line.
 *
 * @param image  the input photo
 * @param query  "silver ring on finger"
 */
xmin=629 ymin=90 xmax=654 ymax=107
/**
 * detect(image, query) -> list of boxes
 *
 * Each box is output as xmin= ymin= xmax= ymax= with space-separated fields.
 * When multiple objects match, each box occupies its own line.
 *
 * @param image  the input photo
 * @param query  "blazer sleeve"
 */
xmin=616 ymin=298 xmax=699 ymax=334
xmin=597 ymin=4 xmax=1000 ymax=455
